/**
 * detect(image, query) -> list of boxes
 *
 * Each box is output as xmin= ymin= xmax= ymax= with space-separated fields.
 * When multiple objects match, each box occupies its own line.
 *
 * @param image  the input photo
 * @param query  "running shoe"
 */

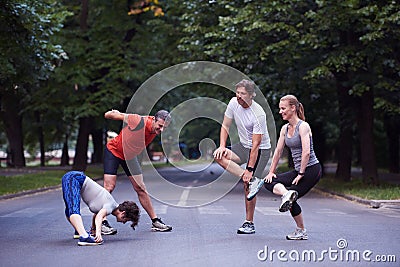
xmin=279 ymin=190 xmax=298 ymax=212
xmin=73 ymin=230 xmax=92 ymax=239
xmin=78 ymin=235 xmax=103 ymax=246
xmin=286 ymin=228 xmax=308 ymax=240
xmin=101 ymin=220 xmax=117 ymax=235
xmin=237 ymin=221 xmax=255 ymax=234
xmin=151 ymin=218 xmax=172 ymax=232
xmin=247 ymin=177 xmax=264 ymax=201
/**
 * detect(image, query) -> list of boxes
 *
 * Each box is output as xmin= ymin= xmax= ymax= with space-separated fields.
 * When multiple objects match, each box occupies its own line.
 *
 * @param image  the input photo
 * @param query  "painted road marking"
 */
xmin=256 ymin=207 xmax=286 ymax=216
xmin=198 ymin=205 xmax=230 ymax=214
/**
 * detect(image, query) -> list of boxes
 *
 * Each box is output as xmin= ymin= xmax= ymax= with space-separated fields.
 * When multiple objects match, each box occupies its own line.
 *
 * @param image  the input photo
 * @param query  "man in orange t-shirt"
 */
xmin=102 ymin=109 xmax=172 ymax=234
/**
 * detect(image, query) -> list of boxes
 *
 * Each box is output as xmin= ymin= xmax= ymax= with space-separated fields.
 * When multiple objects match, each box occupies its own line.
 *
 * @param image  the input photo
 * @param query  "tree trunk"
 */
xmin=71 ymin=0 xmax=91 ymax=171
xmin=335 ymin=79 xmax=353 ymax=181
xmin=60 ymin=133 xmax=70 ymax=166
xmin=90 ymin=127 xmax=104 ymax=164
xmin=72 ymin=117 xmax=93 ymax=171
xmin=384 ymin=115 xmax=400 ymax=173
xmin=0 ymin=90 xmax=25 ymax=167
xmin=357 ymin=90 xmax=378 ymax=184
xmin=35 ymin=111 xmax=45 ymax=166
xmin=80 ymin=0 xmax=89 ymax=31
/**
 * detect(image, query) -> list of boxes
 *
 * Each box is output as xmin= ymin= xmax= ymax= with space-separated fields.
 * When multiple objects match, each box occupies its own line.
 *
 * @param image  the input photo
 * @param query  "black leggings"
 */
xmin=264 ymin=163 xmax=322 ymax=217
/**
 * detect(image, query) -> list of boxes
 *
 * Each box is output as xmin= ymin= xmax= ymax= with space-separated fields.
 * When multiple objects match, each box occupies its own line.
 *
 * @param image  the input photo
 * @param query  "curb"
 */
xmin=0 ymin=185 xmax=62 ymax=201
xmin=313 ymin=187 xmax=400 ymax=209
xmin=0 ymin=176 xmax=105 ymax=201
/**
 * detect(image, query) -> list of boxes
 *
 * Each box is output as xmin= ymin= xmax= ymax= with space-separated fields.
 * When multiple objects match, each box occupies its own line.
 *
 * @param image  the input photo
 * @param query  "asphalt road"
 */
xmin=0 ymin=163 xmax=399 ymax=267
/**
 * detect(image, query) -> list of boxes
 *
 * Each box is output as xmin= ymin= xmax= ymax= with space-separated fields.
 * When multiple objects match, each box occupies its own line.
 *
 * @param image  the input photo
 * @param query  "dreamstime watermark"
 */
xmin=257 ymin=238 xmax=397 ymax=263
xmin=124 ymin=61 xmax=276 ymax=207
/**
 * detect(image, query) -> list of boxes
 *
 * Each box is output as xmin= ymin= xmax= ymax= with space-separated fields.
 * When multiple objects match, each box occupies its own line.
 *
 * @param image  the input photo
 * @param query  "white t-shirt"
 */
xmin=225 ymin=97 xmax=271 ymax=149
xmin=81 ymin=177 xmax=118 ymax=215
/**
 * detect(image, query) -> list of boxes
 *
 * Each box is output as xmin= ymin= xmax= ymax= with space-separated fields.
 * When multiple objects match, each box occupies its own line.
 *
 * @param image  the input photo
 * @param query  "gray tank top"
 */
xmin=81 ymin=177 xmax=118 ymax=215
xmin=285 ymin=120 xmax=319 ymax=171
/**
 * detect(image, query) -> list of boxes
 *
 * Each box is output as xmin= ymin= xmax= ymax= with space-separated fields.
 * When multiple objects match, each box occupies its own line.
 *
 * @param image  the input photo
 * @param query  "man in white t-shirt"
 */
xmin=213 ymin=79 xmax=271 ymax=234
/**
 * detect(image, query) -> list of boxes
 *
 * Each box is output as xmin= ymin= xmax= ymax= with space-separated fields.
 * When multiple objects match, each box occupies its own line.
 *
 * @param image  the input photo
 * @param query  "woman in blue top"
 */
xmin=247 ymin=95 xmax=322 ymax=240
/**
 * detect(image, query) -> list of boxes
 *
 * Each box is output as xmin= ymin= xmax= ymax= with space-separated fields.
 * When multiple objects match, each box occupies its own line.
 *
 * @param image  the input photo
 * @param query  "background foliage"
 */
xmin=0 ymin=0 xmax=399 ymax=183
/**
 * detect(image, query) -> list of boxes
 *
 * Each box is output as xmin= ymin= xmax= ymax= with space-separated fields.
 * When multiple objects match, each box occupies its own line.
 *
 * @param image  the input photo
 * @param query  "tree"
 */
xmin=304 ymin=1 xmax=400 ymax=183
xmin=0 ymin=0 xmax=70 ymax=167
xmin=178 ymin=0 xmax=400 ymax=184
xmin=52 ymin=0 xmax=174 ymax=170
xmin=178 ymin=0 xmax=334 ymax=165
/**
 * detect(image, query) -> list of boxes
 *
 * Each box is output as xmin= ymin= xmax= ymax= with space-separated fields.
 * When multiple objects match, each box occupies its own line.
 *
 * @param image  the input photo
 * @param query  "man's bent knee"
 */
xmin=214 ymin=157 xmax=229 ymax=169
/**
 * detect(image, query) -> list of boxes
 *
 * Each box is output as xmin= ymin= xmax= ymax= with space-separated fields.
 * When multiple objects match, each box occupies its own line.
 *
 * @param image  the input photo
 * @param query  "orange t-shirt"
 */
xmin=107 ymin=114 xmax=157 ymax=160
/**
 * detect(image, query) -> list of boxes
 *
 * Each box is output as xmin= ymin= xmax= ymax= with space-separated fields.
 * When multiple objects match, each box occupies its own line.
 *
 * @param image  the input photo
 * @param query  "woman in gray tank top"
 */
xmin=247 ymin=95 xmax=322 ymax=240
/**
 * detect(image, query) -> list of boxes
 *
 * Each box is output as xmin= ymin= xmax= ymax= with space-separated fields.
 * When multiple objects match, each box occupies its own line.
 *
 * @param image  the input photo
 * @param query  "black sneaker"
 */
xmin=101 ymin=220 xmax=117 ymax=235
xmin=151 ymin=218 xmax=172 ymax=232
xmin=237 ymin=221 xmax=255 ymax=234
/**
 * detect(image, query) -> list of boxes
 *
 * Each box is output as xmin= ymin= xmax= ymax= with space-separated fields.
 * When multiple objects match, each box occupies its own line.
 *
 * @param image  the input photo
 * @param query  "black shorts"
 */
xmin=264 ymin=163 xmax=322 ymax=198
xmin=103 ymin=146 xmax=142 ymax=176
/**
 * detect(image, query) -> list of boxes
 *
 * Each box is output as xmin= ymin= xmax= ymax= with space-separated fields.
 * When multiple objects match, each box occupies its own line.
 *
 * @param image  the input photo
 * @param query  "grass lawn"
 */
xmin=317 ymin=175 xmax=400 ymax=200
xmin=0 ymin=165 xmax=104 ymax=196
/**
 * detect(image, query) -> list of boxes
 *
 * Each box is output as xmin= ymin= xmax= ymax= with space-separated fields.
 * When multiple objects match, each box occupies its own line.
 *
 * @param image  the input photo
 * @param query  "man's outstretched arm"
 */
xmin=104 ymin=110 xmax=126 ymax=122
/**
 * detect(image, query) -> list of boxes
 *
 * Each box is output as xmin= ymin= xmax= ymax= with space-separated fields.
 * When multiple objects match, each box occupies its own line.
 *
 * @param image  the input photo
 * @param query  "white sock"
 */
xmin=80 ymin=232 xmax=89 ymax=238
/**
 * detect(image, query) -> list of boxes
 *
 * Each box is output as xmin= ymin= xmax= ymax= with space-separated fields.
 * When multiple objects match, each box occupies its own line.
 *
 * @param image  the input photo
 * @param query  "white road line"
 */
xmin=255 ymin=207 xmax=286 ymax=216
xmin=315 ymin=208 xmax=356 ymax=217
xmin=368 ymin=209 xmax=400 ymax=218
xmin=198 ymin=205 xmax=230 ymax=214
xmin=177 ymin=187 xmax=191 ymax=206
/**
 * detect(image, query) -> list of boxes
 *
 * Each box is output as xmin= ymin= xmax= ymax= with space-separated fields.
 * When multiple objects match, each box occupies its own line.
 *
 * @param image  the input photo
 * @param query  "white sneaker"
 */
xmin=151 ymin=218 xmax=172 ymax=232
xmin=279 ymin=190 xmax=298 ymax=212
xmin=247 ymin=177 xmax=264 ymax=201
xmin=237 ymin=221 xmax=255 ymax=234
xmin=101 ymin=220 xmax=117 ymax=235
xmin=286 ymin=228 xmax=308 ymax=240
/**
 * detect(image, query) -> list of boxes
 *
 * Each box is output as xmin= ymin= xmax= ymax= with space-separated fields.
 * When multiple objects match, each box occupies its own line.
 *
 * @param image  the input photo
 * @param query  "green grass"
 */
xmin=317 ymin=175 xmax=400 ymax=200
xmin=0 ymin=165 xmax=104 ymax=196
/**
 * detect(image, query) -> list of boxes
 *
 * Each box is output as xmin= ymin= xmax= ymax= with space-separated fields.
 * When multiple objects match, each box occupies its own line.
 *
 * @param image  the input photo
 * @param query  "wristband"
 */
xmin=246 ymin=166 xmax=255 ymax=172
xmin=298 ymin=172 xmax=305 ymax=176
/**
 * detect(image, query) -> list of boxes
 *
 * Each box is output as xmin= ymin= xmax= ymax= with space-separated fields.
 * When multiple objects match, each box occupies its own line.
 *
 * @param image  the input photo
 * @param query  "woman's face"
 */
xmin=279 ymin=100 xmax=295 ymax=121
